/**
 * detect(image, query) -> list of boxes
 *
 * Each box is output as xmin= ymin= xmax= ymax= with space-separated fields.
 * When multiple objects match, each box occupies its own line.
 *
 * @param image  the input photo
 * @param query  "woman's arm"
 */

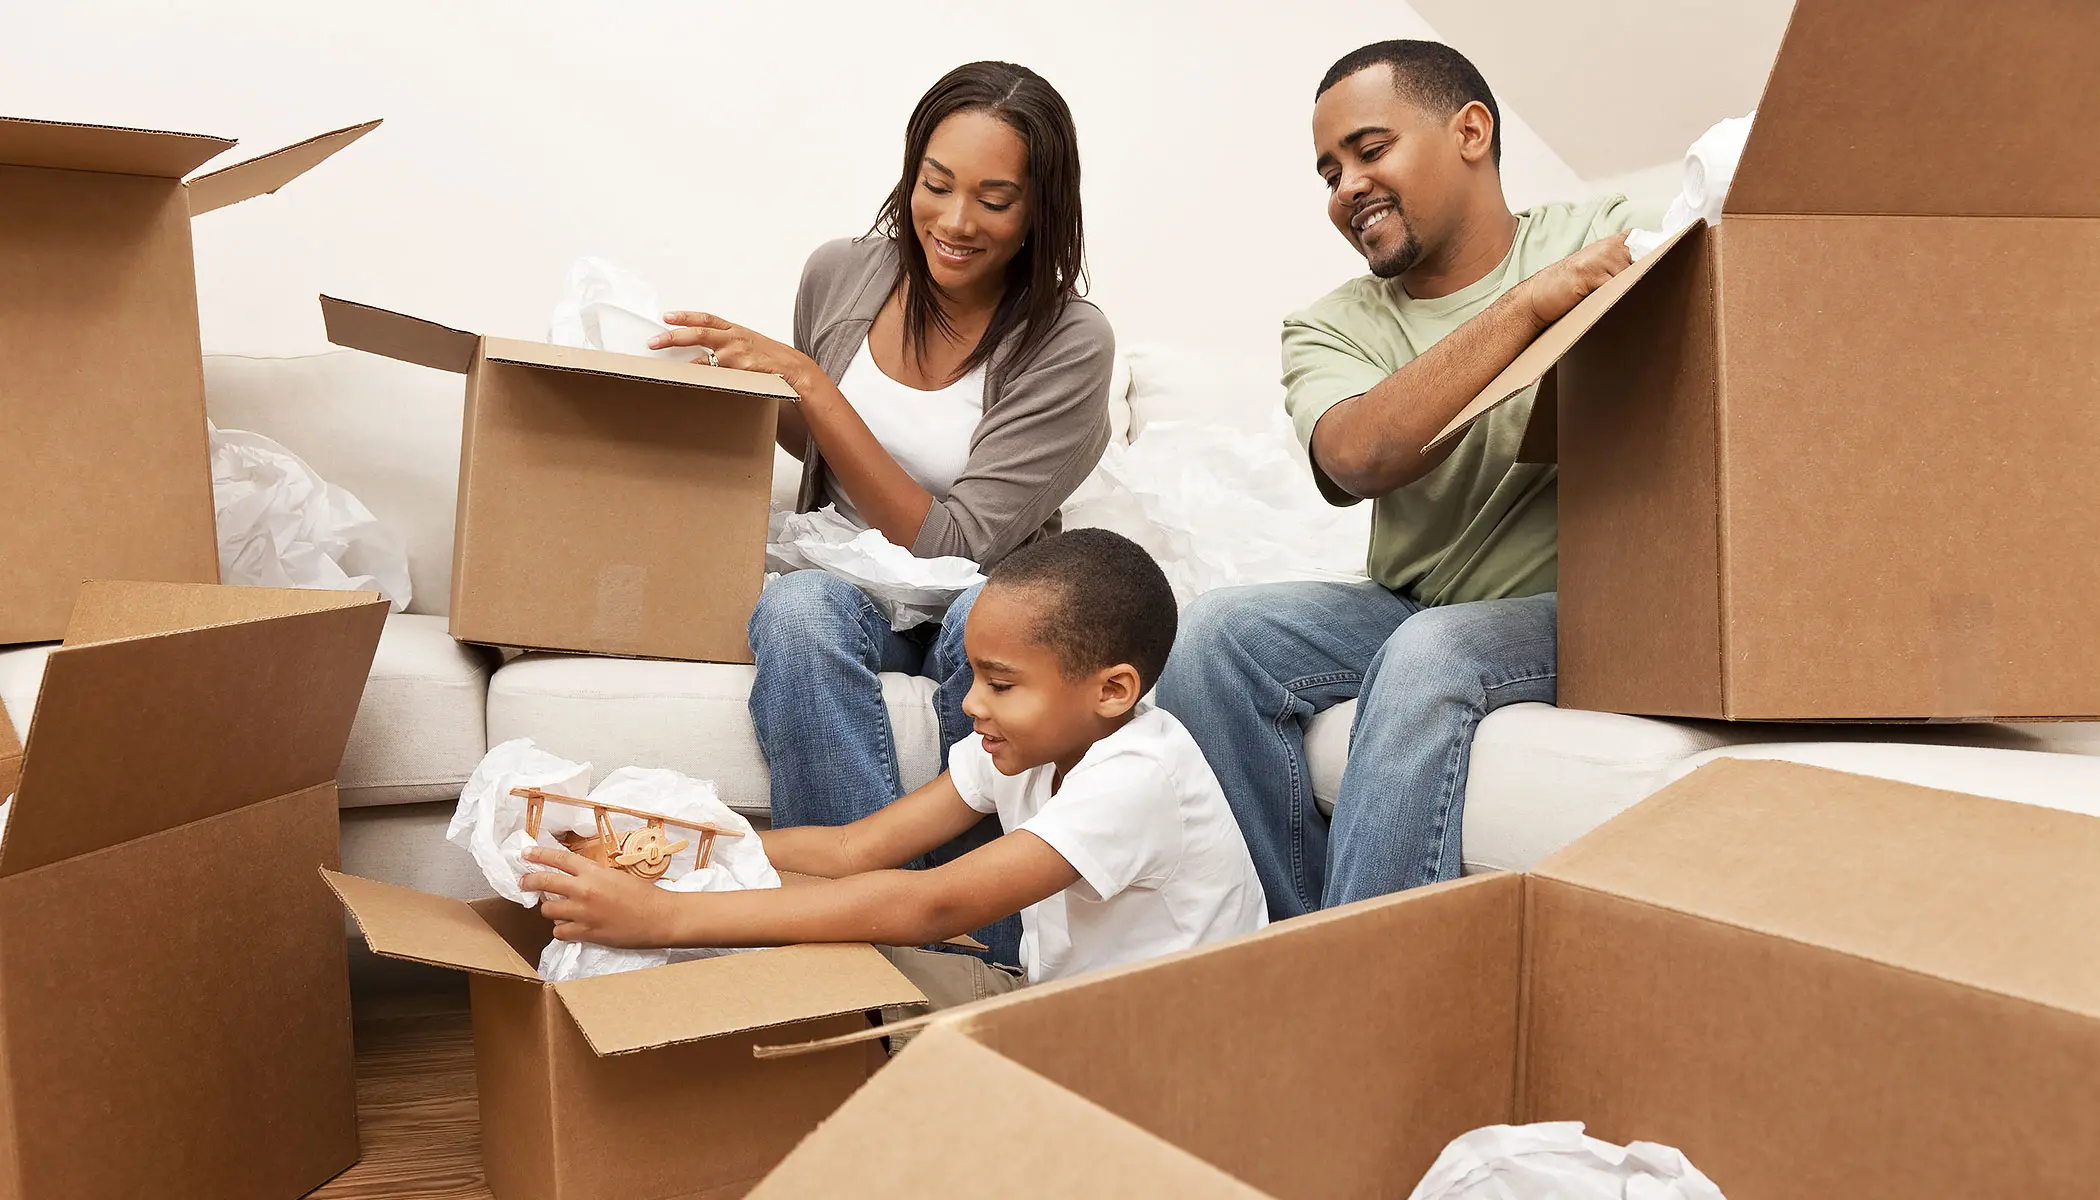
xmin=909 ymin=305 xmax=1115 ymax=564
xmin=758 ymin=772 xmax=988 ymax=879
xmin=648 ymin=312 xmax=935 ymax=547
xmin=522 ymin=826 xmax=1079 ymax=950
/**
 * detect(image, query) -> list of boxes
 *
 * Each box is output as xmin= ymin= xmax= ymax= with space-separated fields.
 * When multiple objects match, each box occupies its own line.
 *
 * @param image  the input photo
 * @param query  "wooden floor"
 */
xmin=308 ymin=981 xmax=494 ymax=1200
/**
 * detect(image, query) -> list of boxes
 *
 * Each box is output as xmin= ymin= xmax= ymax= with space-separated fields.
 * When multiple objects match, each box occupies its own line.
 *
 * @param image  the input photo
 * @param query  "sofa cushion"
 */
xmin=485 ymin=655 xmax=943 ymax=818
xmin=1671 ymin=741 xmax=2100 ymax=820
xmin=0 ymin=613 xmax=490 ymax=809
xmin=1308 ymin=699 xmax=2100 ymax=875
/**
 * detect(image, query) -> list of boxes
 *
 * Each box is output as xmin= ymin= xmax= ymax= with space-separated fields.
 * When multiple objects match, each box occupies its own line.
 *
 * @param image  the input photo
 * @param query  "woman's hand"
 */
xmin=521 ymin=845 xmax=682 ymax=949
xmin=650 ymin=312 xmax=819 ymax=393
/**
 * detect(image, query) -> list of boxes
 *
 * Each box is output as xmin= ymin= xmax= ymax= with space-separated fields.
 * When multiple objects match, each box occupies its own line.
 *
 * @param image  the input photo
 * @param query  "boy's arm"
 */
xmin=522 ymin=830 xmax=1079 ymax=950
xmin=1309 ymin=234 xmax=1634 ymax=497
xmin=758 ymin=771 xmax=988 ymax=879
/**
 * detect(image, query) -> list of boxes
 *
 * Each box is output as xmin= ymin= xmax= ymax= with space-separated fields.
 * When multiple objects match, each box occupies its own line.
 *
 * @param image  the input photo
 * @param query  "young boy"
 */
xmin=521 ymin=528 xmax=1267 ymax=1003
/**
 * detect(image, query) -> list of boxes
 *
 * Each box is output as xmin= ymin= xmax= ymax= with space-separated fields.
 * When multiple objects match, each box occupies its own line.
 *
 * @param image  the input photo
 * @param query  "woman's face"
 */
xmin=910 ymin=110 xmax=1031 ymax=298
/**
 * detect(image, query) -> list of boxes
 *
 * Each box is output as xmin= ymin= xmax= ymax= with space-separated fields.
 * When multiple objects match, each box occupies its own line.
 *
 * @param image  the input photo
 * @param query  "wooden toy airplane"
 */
xmin=511 ymin=786 xmax=743 ymax=881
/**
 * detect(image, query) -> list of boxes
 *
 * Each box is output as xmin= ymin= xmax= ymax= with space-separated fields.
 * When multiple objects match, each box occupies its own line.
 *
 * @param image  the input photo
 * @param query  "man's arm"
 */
xmin=1311 ymin=233 xmax=1634 ymax=498
xmin=756 ymin=772 xmax=988 ymax=879
xmin=522 ymin=830 xmax=1081 ymax=950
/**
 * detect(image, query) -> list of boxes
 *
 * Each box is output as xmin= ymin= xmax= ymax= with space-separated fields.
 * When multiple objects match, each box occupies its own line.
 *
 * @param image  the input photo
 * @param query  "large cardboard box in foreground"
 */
xmin=327 ymin=871 xmax=926 ymax=1200
xmin=321 ymin=296 xmax=794 ymax=663
xmin=753 ymin=759 xmax=2100 ymax=1199
xmin=0 ymin=115 xmax=379 ymax=645
xmin=1434 ymin=0 xmax=2100 ymax=721
xmin=0 ymin=581 xmax=387 ymax=1198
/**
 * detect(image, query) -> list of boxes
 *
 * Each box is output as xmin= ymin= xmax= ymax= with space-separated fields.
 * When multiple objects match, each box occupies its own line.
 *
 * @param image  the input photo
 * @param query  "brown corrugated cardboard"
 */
xmin=752 ymin=759 xmax=2100 ymax=1199
xmin=320 ymin=296 xmax=794 ymax=664
xmin=327 ymin=870 xmax=926 ymax=1199
xmin=1429 ymin=0 xmax=2100 ymax=721
xmin=0 ymin=580 xmax=385 ymax=1198
xmin=0 ymin=116 xmax=379 ymax=646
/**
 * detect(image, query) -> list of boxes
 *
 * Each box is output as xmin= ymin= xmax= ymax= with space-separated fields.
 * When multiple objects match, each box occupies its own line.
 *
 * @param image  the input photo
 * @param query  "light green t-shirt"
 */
xmin=1283 ymin=195 xmax=1653 ymax=606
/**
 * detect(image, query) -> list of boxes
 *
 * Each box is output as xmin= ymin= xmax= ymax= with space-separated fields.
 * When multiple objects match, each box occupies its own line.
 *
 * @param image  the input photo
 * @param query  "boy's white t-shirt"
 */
xmin=949 ymin=704 xmax=1268 ymax=985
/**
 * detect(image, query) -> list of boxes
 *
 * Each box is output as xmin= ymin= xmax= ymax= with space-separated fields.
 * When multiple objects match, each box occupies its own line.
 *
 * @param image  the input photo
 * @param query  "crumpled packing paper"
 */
xmin=210 ymin=422 xmax=413 ymax=612
xmin=1626 ymin=112 xmax=1755 ymax=261
xmin=1408 ymin=1122 xmax=1727 ymax=1200
xmin=548 ymin=255 xmax=705 ymax=362
xmin=765 ymin=505 xmax=984 ymax=631
xmin=447 ymin=738 xmax=778 ymax=981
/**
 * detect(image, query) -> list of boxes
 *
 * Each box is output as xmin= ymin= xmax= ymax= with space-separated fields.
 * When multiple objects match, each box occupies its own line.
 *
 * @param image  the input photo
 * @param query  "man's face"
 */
xmin=1313 ymin=65 xmax=1454 ymax=279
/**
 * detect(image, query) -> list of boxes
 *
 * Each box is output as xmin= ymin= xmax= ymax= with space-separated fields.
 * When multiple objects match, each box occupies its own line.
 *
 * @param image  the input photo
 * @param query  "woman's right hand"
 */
xmin=650 ymin=312 xmax=821 ymax=394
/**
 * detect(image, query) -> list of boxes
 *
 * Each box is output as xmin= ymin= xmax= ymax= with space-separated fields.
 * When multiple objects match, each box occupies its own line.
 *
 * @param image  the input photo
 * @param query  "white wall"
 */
xmin=5 ymin=0 xmax=1594 ymax=366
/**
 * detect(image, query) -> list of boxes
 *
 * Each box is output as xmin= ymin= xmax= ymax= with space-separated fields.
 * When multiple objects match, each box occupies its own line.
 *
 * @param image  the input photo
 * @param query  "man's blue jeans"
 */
xmin=1156 ymin=581 xmax=1557 ymax=918
xmin=746 ymin=571 xmax=1021 ymax=965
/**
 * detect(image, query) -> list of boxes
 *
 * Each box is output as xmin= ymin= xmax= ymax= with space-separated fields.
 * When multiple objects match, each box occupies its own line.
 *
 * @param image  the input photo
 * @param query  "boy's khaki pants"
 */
xmin=875 ymin=946 xmax=1026 ymax=1052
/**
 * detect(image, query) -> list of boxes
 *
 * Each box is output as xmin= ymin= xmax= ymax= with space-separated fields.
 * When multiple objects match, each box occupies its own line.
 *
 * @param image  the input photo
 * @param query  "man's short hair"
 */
xmin=985 ymin=528 xmax=1178 ymax=690
xmin=1317 ymin=39 xmax=1502 ymax=167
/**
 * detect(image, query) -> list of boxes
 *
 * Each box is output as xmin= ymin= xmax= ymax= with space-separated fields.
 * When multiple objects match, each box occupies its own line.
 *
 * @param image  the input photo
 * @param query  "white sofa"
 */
xmin=4 ymin=347 xmax=2097 ymax=906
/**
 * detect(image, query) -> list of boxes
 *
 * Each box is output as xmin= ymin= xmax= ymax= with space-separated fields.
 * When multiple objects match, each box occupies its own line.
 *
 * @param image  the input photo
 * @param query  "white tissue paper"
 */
xmin=1626 ymin=112 xmax=1756 ymax=262
xmin=1062 ymin=412 xmax=1370 ymax=607
xmin=1408 ymin=1123 xmax=1727 ymax=1200
xmin=447 ymin=738 xmax=780 ymax=981
xmin=765 ymin=506 xmax=986 ymax=631
xmin=548 ymin=255 xmax=703 ymax=362
xmin=210 ymin=422 xmax=413 ymax=612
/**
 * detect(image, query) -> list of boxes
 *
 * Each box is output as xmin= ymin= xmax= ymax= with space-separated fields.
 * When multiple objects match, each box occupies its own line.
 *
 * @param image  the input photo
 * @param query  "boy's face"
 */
xmin=961 ymin=583 xmax=1134 ymax=778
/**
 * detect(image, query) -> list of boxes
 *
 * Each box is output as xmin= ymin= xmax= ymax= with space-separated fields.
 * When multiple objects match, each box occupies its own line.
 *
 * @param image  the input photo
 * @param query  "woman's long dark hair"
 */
xmin=869 ymin=61 xmax=1087 ymax=390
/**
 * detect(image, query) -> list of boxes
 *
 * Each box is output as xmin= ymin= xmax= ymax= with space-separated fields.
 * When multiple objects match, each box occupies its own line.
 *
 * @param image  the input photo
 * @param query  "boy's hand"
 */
xmin=521 ymin=845 xmax=678 ymax=948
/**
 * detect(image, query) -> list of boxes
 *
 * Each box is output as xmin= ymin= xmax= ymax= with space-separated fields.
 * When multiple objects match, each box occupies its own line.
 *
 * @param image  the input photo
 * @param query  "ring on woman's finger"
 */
xmin=703 ymin=346 xmax=720 ymax=368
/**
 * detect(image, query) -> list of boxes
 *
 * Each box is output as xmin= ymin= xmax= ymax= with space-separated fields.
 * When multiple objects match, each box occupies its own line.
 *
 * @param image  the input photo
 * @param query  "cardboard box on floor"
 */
xmin=0 ymin=581 xmax=387 ymax=1198
xmin=1431 ymin=0 xmax=2100 ymax=721
xmin=320 ymin=296 xmax=793 ymax=664
xmin=325 ymin=871 xmax=926 ymax=1200
xmin=0 ymin=115 xmax=380 ymax=645
xmin=751 ymin=759 xmax=2100 ymax=1199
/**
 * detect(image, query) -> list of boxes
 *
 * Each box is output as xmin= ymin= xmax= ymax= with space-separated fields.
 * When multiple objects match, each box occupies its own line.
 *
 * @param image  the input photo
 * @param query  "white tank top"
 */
xmin=832 ymin=336 xmax=987 ymax=527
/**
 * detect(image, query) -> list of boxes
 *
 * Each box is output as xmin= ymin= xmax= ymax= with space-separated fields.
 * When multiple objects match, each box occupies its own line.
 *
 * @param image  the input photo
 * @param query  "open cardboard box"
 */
xmin=751 ymin=758 xmax=2100 ymax=1199
xmin=326 ymin=870 xmax=927 ymax=1200
xmin=320 ymin=296 xmax=795 ymax=664
xmin=0 ymin=581 xmax=387 ymax=1198
xmin=1430 ymin=0 xmax=2100 ymax=721
xmin=0 ymin=114 xmax=379 ymax=644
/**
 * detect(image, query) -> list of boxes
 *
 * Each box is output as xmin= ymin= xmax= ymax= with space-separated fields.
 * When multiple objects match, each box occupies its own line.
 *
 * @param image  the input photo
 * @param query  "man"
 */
xmin=1156 ymin=40 xmax=1655 ymax=917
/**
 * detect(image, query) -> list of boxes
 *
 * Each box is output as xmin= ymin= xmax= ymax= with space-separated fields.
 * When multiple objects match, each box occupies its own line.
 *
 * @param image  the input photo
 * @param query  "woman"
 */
xmin=647 ymin=61 xmax=1113 ymax=965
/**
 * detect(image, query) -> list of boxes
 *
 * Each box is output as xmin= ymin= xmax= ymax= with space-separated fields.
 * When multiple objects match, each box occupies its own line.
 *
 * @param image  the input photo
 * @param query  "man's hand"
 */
xmin=1518 ymin=233 xmax=1633 ymax=330
xmin=521 ymin=845 xmax=680 ymax=949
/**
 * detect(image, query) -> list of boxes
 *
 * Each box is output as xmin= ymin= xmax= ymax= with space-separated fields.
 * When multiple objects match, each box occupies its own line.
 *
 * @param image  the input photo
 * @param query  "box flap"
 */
xmin=186 ymin=119 xmax=381 ymax=217
xmin=61 ymin=579 xmax=381 ymax=646
xmin=748 ymin=1024 xmax=1271 ymax=1199
xmin=481 ymin=336 xmax=802 ymax=398
xmin=0 ymin=114 xmax=231 ymax=178
xmin=552 ymin=942 xmax=925 ymax=1056
xmin=0 ymin=706 xmax=19 ymax=806
xmin=1727 ymin=0 xmax=2100 ymax=217
xmin=322 ymin=870 xmax=540 ymax=980
xmin=321 ymin=295 xmax=480 ymax=374
xmin=0 ymin=594 xmax=386 ymax=876
xmin=1427 ymin=221 xmax=1700 ymax=452
xmin=1538 ymin=758 xmax=2100 ymax=1020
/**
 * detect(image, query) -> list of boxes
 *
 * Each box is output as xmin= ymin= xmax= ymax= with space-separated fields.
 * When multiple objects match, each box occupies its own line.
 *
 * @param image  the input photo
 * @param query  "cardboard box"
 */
xmin=751 ymin=758 xmax=2100 ymax=1199
xmin=319 ymin=296 xmax=793 ymax=663
xmin=0 ymin=115 xmax=379 ymax=645
xmin=326 ymin=870 xmax=926 ymax=1200
xmin=1432 ymin=0 xmax=2100 ymax=721
xmin=0 ymin=580 xmax=387 ymax=1198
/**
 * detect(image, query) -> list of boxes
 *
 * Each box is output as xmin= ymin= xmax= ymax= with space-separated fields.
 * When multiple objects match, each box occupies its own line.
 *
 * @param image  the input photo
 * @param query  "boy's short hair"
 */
xmin=985 ymin=528 xmax=1177 ymax=689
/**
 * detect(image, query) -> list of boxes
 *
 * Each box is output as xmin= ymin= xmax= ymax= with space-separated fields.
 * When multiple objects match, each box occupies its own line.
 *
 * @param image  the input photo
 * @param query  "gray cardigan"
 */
xmin=790 ymin=236 xmax=1115 ymax=567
